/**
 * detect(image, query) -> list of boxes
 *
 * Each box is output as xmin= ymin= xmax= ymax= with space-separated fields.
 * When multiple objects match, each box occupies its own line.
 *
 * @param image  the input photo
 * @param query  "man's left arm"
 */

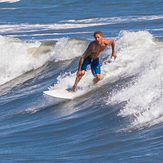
xmin=105 ymin=39 xmax=117 ymax=60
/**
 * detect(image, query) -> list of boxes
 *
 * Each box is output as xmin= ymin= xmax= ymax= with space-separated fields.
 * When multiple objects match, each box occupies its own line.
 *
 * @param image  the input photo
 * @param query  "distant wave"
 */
xmin=1 ymin=15 xmax=163 ymax=37
xmin=0 ymin=8 xmax=17 ymax=10
xmin=60 ymin=15 xmax=163 ymax=23
xmin=0 ymin=0 xmax=20 ymax=3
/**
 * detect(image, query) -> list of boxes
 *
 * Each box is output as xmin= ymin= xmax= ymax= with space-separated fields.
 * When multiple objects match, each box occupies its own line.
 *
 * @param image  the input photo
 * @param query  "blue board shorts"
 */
xmin=81 ymin=56 xmax=101 ymax=76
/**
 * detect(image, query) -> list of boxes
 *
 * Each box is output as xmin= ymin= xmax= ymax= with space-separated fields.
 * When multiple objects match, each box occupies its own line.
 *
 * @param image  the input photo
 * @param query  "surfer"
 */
xmin=72 ymin=31 xmax=116 ymax=92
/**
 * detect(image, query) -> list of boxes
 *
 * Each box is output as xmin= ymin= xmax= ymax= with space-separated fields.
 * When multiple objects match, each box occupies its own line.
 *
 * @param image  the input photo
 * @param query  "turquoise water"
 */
xmin=0 ymin=0 xmax=163 ymax=162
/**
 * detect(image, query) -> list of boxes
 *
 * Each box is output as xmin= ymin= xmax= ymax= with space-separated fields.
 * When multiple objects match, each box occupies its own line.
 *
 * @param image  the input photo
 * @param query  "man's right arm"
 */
xmin=78 ymin=45 xmax=92 ymax=71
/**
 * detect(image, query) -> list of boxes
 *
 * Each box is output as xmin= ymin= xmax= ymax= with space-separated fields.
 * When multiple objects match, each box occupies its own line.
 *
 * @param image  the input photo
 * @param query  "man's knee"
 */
xmin=77 ymin=70 xmax=85 ymax=80
xmin=77 ymin=70 xmax=85 ymax=78
xmin=81 ymin=70 xmax=85 ymax=76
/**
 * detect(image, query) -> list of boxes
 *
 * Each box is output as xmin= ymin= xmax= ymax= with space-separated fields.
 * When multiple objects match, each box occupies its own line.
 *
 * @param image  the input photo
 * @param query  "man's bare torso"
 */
xmin=88 ymin=40 xmax=107 ymax=59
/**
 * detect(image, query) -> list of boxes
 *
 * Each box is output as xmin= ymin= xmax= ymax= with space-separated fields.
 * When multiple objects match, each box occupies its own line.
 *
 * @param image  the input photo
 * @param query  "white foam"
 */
xmin=0 ymin=0 xmax=20 ymax=3
xmin=151 ymin=28 xmax=163 ymax=31
xmin=0 ymin=36 xmax=41 ymax=85
xmin=0 ymin=36 xmax=87 ymax=85
xmin=50 ymin=37 xmax=88 ymax=61
xmin=0 ymin=8 xmax=17 ymax=10
xmin=105 ymin=30 xmax=163 ymax=130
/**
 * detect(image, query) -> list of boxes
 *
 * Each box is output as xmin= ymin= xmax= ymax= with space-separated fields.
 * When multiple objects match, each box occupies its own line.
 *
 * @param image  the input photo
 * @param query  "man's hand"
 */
xmin=77 ymin=70 xmax=82 ymax=77
xmin=111 ymin=52 xmax=117 ymax=60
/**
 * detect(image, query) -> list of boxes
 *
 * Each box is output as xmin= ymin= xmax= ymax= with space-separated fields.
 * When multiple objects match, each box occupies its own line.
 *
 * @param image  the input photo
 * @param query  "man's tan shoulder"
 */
xmin=90 ymin=40 xmax=96 ymax=45
xmin=103 ymin=38 xmax=114 ymax=45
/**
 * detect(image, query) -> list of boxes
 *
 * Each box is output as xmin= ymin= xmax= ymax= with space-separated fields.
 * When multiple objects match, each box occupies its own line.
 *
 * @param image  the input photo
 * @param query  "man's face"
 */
xmin=94 ymin=34 xmax=103 ymax=45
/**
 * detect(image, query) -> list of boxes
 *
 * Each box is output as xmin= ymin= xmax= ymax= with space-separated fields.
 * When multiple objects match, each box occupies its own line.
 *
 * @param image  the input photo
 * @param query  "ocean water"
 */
xmin=0 ymin=0 xmax=163 ymax=162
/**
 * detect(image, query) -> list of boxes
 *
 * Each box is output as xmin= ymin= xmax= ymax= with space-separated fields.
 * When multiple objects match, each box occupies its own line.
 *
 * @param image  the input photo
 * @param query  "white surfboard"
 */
xmin=44 ymin=70 xmax=108 ymax=99
xmin=43 ymin=89 xmax=85 ymax=100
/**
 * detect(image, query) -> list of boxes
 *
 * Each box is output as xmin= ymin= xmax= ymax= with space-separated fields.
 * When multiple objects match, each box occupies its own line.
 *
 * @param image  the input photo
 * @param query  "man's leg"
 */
xmin=91 ymin=58 xmax=101 ymax=84
xmin=72 ymin=57 xmax=90 ymax=92
xmin=93 ymin=73 xmax=100 ymax=84
xmin=72 ymin=70 xmax=85 ymax=92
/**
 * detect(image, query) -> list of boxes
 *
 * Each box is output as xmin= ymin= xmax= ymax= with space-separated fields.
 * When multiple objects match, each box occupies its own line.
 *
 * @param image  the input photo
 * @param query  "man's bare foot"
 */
xmin=93 ymin=78 xmax=100 ymax=84
xmin=71 ymin=85 xmax=76 ymax=92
